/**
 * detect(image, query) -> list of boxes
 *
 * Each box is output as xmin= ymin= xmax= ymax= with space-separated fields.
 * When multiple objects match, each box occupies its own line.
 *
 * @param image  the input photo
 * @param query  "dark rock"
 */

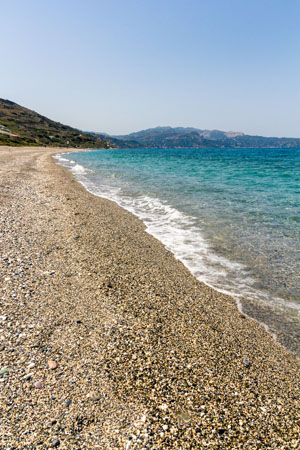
xmin=52 ymin=438 xmax=60 ymax=447
xmin=217 ymin=428 xmax=226 ymax=435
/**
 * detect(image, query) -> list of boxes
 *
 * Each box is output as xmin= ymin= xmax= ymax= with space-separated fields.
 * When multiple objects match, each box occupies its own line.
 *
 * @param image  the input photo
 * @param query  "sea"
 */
xmin=56 ymin=147 xmax=300 ymax=357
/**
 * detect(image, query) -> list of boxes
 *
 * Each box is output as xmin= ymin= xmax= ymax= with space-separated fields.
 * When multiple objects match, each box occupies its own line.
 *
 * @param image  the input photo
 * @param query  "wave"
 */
xmin=54 ymin=155 xmax=93 ymax=174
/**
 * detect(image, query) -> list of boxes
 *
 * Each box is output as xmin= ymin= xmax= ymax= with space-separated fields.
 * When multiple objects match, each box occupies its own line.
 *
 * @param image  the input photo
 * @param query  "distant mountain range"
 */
xmin=1 ymin=99 xmax=300 ymax=149
xmin=111 ymin=126 xmax=300 ymax=148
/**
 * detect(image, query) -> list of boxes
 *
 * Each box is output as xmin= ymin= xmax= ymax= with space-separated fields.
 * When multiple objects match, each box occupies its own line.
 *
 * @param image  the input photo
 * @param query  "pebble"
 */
xmin=52 ymin=438 xmax=60 ymax=447
xmin=24 ymin=372 xmax=34 ymax=380
xmin=35 ymin=381 xmax=43 ymax=389
xmin=0 ymin=367 xmax=9 ymax=376
xmin=48 ymin=360 xmax=57 ymax=370
xmin=31 ymin=342 xmax=40 ymax=348
xmin=87 ymin=392 xmax=100 ymax=401
xmin=243 ymin=360 xmax=251 ymax=368
xmin=65 ymin=400 xmax=71 ymax=407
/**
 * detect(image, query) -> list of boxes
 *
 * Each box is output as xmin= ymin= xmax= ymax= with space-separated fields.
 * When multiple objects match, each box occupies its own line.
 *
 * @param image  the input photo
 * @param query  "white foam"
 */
xmin=55 ymin=156 xmax=69 ymax=163
xmin=71 ymin=164 xmax=93 ymax=174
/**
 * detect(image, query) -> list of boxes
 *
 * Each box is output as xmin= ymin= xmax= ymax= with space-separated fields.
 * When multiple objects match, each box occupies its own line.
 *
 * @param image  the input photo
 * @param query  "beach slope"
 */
xmin=0 ymin=146 xmax=299 ymax=449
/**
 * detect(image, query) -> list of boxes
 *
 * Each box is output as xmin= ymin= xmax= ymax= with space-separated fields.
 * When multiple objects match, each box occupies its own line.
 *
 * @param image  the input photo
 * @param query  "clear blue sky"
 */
xmin=1 ymin=0 xmax=300 ymax=136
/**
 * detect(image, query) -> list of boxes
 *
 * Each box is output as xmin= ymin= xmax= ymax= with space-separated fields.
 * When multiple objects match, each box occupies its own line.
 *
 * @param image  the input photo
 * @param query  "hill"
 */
xmin=113 ymin=126 xmax=300 ymax=148
xmin=0 ymin=99 xmax=113 ymax=148
xmin=2 ymin=99 xmax=300 ymax=150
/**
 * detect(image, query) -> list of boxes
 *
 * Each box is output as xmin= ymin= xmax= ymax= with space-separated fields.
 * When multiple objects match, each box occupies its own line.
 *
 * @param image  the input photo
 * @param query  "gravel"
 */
xmin=0 ymin=146 xmax=299 ymax=449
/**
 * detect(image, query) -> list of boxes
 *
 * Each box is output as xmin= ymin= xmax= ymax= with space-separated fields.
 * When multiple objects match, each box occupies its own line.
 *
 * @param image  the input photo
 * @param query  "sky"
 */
xmin=1 ymin=0 xmax=300 ymax=136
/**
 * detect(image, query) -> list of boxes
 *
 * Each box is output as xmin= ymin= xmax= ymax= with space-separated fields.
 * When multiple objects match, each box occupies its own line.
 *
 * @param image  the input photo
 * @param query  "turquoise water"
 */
xmin=56 ymin=148 xmax=300 ymax=356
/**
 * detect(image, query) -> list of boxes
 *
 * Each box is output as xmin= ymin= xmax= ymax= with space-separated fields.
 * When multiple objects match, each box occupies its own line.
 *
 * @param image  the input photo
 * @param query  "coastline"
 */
xmin=1 ymin=146 xmax=300 ymax=448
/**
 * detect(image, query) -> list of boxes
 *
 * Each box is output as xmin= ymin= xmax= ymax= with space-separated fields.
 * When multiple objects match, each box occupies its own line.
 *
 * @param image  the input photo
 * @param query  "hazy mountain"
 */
xmin=113 ymin=126 xmax=300 ymax=148
xmin=85 ymin=130 xmax=140 ymax=148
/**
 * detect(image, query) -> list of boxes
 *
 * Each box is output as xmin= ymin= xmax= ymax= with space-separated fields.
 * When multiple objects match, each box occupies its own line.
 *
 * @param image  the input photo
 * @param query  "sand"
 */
xmin=0 ymin=146 xmax=299 ymax=449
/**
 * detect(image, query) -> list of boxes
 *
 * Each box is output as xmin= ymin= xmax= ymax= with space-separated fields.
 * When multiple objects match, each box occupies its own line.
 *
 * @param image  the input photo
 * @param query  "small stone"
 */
xmin=52 ymin=438 xmax=60 ymax=447
xmin=159 ymin=403 xmax=168 ymax=411
xmin=31 ymin=343 xmax=40 ymax=348
xmin=0 ymin=367 xmax=9 ymax=376
xmin=217 ymin=428 xmax=226 ymax=435
xmin=87 ymin=392 xmax=100 ymax=401
xmin=28 ymin=362 xmax=35 ymax=369
xmin=65 ymin=400 xmax=71 ymax=407
xmin=48 ymin=360 xmax=57 ymax=370
xmin=242 ymin=360 xmax=251 ymax=368
xmin=24 ymin=372 xmax=34 ymax=380
xmin=35 ymin=381 xmax=42 ymax=389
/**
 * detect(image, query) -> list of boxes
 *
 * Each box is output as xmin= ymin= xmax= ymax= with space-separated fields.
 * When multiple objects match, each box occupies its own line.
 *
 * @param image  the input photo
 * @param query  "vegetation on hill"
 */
xmin=0 ymin=99 xmax=111 ymax=148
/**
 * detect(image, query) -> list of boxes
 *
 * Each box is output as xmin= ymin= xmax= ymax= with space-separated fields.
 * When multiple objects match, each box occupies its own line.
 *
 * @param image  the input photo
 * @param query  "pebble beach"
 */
xmin=1 ymin=146 xmax=300 ymax=449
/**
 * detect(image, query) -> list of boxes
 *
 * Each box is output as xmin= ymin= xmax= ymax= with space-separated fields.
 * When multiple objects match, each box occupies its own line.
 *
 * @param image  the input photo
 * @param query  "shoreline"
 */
xmin=1 ymin=146 xmax=300 ymax=448
xmin=57 ymin=148 xmax=299 ymax=359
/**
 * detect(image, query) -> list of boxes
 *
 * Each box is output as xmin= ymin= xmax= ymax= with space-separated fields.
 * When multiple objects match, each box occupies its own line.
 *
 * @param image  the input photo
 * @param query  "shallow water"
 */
xmin=56 ymin=147 xmax=300 ymax=356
